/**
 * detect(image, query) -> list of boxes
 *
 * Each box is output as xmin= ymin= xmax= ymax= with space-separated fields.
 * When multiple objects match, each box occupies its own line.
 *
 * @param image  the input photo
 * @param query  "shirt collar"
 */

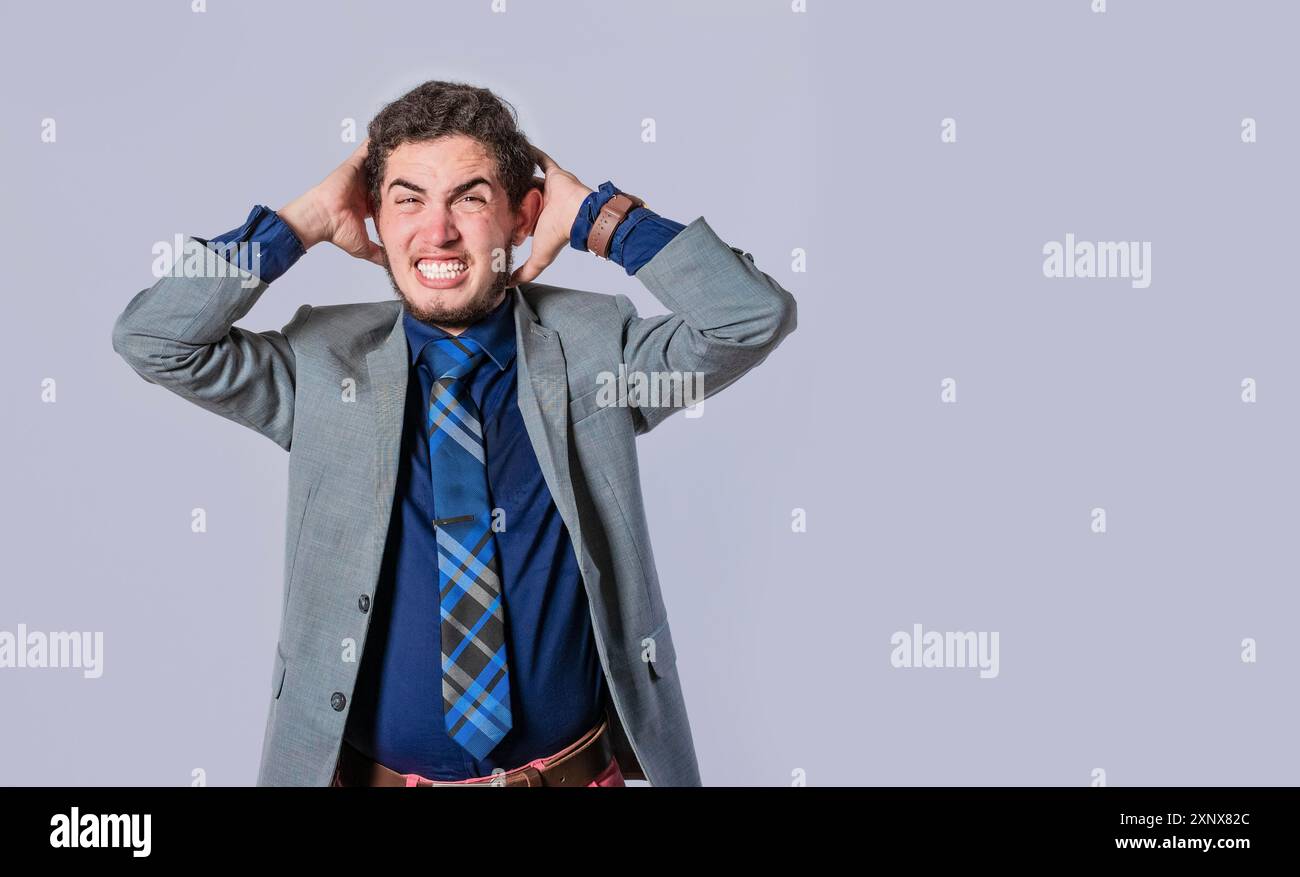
xmin=402 ymin=289 xmax=517 ymax=372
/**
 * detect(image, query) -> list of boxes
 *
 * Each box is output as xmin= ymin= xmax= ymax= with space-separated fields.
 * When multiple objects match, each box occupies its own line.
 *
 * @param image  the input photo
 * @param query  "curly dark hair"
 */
xmin=363 ymin=80 xmax=536 ymax=217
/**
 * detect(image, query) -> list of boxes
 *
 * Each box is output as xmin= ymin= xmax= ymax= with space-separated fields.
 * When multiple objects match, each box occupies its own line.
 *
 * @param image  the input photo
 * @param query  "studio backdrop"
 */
xmin=1 ymin=0 xmax=1294 ymax=786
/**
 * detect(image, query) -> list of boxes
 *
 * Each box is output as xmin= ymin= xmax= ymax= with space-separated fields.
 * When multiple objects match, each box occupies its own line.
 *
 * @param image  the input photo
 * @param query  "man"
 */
xmin=111 ymin=80 xmax=797 ymax=786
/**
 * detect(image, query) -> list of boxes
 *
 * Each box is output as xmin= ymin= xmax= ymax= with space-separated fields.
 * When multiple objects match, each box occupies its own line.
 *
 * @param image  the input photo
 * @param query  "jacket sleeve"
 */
xmin=111 ymin=236 xmax=311 ymax=452
xmin=615 ymin=215 xmax=797 ymax=435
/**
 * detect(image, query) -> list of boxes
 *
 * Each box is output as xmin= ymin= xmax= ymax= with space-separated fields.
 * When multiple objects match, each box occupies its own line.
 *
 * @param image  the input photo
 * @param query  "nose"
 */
xmin=414 ymin=205 xmax=461 ymax=250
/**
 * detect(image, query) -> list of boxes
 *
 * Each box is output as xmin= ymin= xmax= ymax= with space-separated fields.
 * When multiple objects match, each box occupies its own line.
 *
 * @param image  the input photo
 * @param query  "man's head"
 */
xmin=364 ymin=81 xmax=542 ymax=334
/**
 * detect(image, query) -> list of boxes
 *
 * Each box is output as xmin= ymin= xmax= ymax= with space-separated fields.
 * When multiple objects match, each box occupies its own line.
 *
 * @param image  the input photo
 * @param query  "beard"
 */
xmin=384 ymin=247 xmax=513 ymax=333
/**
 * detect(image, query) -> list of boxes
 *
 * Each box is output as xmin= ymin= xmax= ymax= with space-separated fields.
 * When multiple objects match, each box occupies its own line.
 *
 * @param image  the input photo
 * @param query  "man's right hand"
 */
xmin=278 ymin=138 xmax=386 ymax=267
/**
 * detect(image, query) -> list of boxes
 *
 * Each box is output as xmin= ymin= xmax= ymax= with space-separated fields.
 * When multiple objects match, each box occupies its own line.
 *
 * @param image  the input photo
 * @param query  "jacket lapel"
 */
xmin=512 ymin=288 xmax=583 ymax=563
xmin=365 ymin=303 xmax=410 ymax=548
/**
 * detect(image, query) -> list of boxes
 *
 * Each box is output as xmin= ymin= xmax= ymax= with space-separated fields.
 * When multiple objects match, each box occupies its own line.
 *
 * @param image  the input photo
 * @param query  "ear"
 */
xmin=510 ymin=185 xmax=544 ymax=247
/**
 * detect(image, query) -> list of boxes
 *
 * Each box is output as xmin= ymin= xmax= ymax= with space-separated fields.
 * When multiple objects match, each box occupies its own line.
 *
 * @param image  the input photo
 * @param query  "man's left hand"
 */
xmin=509 ymin=145 xmax=593 ymax=286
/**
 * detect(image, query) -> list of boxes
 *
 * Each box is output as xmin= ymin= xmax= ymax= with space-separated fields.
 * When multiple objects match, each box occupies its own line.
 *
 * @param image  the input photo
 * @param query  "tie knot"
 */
xmin=423 ymin=335 xmax=487 ymax=382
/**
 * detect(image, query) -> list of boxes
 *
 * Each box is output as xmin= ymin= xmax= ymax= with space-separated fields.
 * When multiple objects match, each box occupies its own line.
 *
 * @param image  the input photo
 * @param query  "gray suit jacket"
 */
xmin=111 ymin=215 xmax=797 ymax=785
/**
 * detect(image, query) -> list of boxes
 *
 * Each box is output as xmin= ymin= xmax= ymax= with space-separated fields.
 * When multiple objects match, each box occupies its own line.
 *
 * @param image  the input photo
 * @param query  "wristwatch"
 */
xmin=586 ymin=192 xmax=646 ymax=260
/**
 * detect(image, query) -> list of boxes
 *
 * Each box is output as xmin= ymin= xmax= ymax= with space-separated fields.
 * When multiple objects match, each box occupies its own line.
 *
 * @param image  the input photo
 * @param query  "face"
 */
xmin=374 ymin=134 xmax=539 ymax=334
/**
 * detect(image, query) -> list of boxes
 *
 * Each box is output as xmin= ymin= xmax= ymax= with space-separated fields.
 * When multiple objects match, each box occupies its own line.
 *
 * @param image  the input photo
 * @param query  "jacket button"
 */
xmin=358 ymin=594 xmax=370 ymax=613
xmin=331 ymin=692 xmax=346 ymax=711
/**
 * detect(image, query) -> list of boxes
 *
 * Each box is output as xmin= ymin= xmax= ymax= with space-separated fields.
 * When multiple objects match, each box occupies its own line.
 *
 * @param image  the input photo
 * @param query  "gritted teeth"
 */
xmin=416 ymin=258 xmax=467 ymax=277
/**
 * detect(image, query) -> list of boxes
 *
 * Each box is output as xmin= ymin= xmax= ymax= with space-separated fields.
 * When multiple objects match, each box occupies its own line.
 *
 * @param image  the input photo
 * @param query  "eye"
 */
xmin=459 ymin=195 xmax=484 ymax=204
xmin=398 ymin=196 xmax=418 ymax=204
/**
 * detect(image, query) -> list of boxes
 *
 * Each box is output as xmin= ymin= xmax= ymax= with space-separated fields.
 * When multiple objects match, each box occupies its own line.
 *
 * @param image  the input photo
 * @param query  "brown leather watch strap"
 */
xmin=586 ymin=192 xmax=645 ymax=260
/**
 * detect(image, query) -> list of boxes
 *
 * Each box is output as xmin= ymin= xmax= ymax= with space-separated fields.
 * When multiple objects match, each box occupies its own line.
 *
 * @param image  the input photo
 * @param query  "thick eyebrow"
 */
xmin=386 ymin=176 xmax=493 ymax=199
xmin=448 ymin=176 xmax=493 ymax=199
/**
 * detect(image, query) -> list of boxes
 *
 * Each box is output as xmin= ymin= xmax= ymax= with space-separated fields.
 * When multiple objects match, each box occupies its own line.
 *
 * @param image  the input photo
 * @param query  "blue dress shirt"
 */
xmin=200 ymin=179 xmax=684 ymax=778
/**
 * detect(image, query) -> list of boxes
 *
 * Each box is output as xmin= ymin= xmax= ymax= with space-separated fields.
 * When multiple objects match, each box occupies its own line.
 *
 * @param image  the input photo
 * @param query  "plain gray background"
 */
xmin=2 ymin=0 xmax=1295 ymax=785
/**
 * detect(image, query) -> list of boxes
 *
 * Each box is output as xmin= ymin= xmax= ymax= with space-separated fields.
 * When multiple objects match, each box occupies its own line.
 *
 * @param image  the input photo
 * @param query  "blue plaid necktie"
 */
xmin=423 ymin=335 xmax=512 ymax=759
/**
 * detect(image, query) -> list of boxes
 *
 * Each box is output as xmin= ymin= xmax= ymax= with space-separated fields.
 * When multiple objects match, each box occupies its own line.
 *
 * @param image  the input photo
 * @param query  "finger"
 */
xmin=362 ymin=240 xmax=385 ymax=266
xmin=532 ymin=145 xmax=558 ymax=174
xmin=510 ymin=244 xmax=557 ymax=286
xmin=347 ymin=137 xmax=370 ymax=167
xmin=509 ymin=257 xmax=543 ymax=286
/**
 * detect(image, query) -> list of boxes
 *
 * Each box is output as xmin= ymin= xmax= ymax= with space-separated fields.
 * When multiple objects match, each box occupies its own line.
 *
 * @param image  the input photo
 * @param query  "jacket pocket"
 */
xmin=569 ymin=385 xmax=605 ymax=425
xmin=640 ymin=617 xmax=678 ymax=680
xmin=272 ymin=641 xmax=288 ymax=699
xmin=283 ymin=476 xmax=320 ymax=624
xmin=286 ymin=479 xmax=319 ymax=585
xmin=597 ymin=468 xmax=660 ymax=612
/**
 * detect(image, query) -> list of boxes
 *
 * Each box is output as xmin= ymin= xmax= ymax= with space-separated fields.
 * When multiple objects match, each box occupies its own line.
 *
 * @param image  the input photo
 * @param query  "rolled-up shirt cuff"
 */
xmin=568 ymin=181 xmax=686 ymax=275
xmin=192 ymin=203 xmax=307 ymax=285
